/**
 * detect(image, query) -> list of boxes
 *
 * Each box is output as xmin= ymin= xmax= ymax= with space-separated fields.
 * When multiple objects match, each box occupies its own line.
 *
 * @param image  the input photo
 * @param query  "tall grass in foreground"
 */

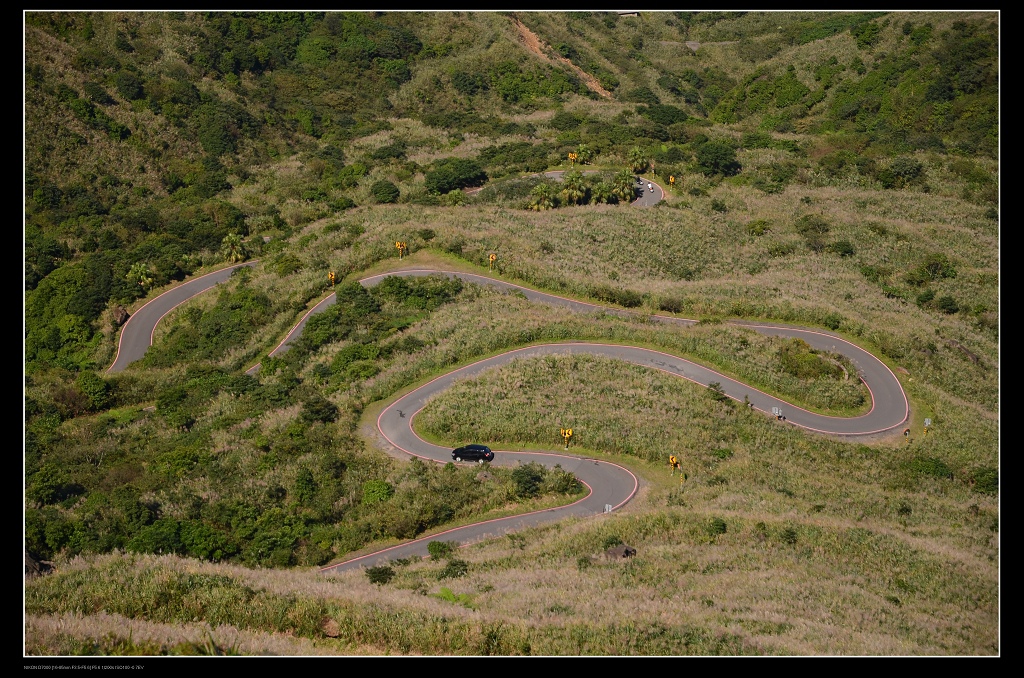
xmin=25 ymin=479 xmax=998 ymax=657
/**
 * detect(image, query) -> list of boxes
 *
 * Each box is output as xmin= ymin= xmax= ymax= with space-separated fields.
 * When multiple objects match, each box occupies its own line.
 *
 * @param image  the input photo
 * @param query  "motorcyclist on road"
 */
xmin=648 ymin=183 xmax=653 ymax=192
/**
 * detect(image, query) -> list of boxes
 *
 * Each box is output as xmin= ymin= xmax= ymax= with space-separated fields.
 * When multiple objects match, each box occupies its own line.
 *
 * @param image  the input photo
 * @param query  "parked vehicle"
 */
xmin=452 ymin=444 xmax=494 ymax=463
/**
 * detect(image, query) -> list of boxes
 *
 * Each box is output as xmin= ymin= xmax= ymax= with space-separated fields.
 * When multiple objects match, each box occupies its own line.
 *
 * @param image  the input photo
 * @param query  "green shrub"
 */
xmin=541 ymin=465 xmax=582 ymax=494
xmin=695 ymin=140 xmax=741 ymax=176
xmin=638 ymin=104 xmax=688 ymax=126
xmin=428 ymin=540 xmax=459 ymax=559
xmin=75 ymin=371 xmax=111 ymax=410
xmin=972 ymin=466 xmax=998 ymax=494
xmin=589 ymin=284 xmax=643 ymax=308
xmin=795 ymin=214 xmax=830 ymax=237
xmin=747 ymin=219 xmax=770 ymax=236
xmin=767 ymin=241 xmax=797 ymax=258
xmin=906 ymin=253 xmax=955 ymax=284
xmin=550 ymin=111 xmax=583 ymax=130
xmin=438 ymin=558 xmax=468 ymax=579
xmin=371 ymin=180 xmax=400 ymax=204
xmin=860 ymin=264 xmax=892 ymax=283
xmin=707 ymin=382 xmax=729 ymax=402
xmin=658 ymin=296 xmax=686 ymax=313
xmin=915 ymin=289 xmax=935 ymax=307
xmin=424 ymin=158 xmax=487 ymax=194
xmin=511 ymin=463 xmax=546 ymax=498
xmin=300 ymin=395 xmax=338 ymax=424
xmin=707 ymin=517 xmax=727 ymax=536
xmin=823 ymin=312 xmax=843 ymax=330
xmin=935 ymin=295 xmax=959 ymax=314
xmin=907 ymin=456 xmax=952 ymax=479
xmin=778 ymin=339 xmax=842 ymax=379
xmin=624 ymin=86 xmax=661 ymax=105
xmin=370 ymin=142 xmax=406 ymax=161
xmin=602 ymin=535 xmax=623 ymax=549
xmin=362 ymin=479 xmax=394 ymax=506
xmin=274 ymin=254 xmax=302 ymax=277
xmin=828 ymin=240 xmax=855 ymax=257
xmin=366 ymin=565 xmax=396 ymax=585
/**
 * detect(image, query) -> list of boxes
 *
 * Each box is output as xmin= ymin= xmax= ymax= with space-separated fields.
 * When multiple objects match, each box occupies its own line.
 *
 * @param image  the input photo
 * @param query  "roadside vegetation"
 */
xmin=25 ymin=11 xmax=997 ymax=655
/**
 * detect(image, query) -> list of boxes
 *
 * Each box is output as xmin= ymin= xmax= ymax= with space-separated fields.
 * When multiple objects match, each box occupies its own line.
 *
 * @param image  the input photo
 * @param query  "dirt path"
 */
xmin=510 ymin=15 xmax=613 ymax=99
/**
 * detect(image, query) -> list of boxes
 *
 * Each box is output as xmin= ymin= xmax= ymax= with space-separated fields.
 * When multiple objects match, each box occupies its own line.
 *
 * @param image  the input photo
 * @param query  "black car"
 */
xmin=452 ymin=444 xmax=494 ymax=463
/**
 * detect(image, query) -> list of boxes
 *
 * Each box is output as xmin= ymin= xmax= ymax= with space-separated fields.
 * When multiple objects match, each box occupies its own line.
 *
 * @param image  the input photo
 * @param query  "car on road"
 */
xmin=452 ymin=444 xmax=494 ymax=463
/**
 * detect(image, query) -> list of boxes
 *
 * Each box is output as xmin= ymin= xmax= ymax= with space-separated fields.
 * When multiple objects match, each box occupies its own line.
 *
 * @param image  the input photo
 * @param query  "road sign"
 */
xmin=489 ymin=253 xmax=497 ymax=270
xmin=772 ymin=406 xmax=782 ymax=418
xmin=328 ymin=271 xmax=336 ymax=286
xmin=924 ymin=418 xmax=932 ymax=427
xmin=605 ymin=504 xmax=612 ymax=513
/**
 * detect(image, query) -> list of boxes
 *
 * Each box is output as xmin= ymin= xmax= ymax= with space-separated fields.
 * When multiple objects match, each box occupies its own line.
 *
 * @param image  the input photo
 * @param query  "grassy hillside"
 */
xmin=24 ymin=11 xmax=998 ymax=656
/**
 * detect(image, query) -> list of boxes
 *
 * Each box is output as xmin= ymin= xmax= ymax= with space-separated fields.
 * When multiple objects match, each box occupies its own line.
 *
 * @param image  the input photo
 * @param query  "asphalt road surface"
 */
xmin=634 ymin=175 xmax=664 ymax=206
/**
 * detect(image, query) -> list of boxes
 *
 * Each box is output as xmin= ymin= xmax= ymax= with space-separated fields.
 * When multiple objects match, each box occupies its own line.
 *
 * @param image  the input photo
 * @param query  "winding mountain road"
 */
xmin=106 ymin=265 xmax=909 ymax=573
xmin=106 ymin=262 xmax=257 ymax=373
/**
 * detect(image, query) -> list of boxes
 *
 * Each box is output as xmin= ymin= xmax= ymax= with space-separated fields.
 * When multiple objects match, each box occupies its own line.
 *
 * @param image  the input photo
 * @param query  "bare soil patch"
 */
xmin=510 ymin=15 xmax=613 ymax=99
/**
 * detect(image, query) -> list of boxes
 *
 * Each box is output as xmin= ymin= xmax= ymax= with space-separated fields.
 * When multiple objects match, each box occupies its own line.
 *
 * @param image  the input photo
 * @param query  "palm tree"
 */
xmin=529 ymin=183 xmax=557 ymax=211
xmin=591 ymin=180 xmax=615 ymax=204
xmin=560 ymin=169 xmax=587 ymax=205
xmin=628 ymin=146 xmax=649 ymax=173
xmin=220 ymin=232 xmax=248 ymax=263
xmin=613 ymin=169 xmax=638 ymax=203
xmin=126 ymin=262 xmax=154 ymax=291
